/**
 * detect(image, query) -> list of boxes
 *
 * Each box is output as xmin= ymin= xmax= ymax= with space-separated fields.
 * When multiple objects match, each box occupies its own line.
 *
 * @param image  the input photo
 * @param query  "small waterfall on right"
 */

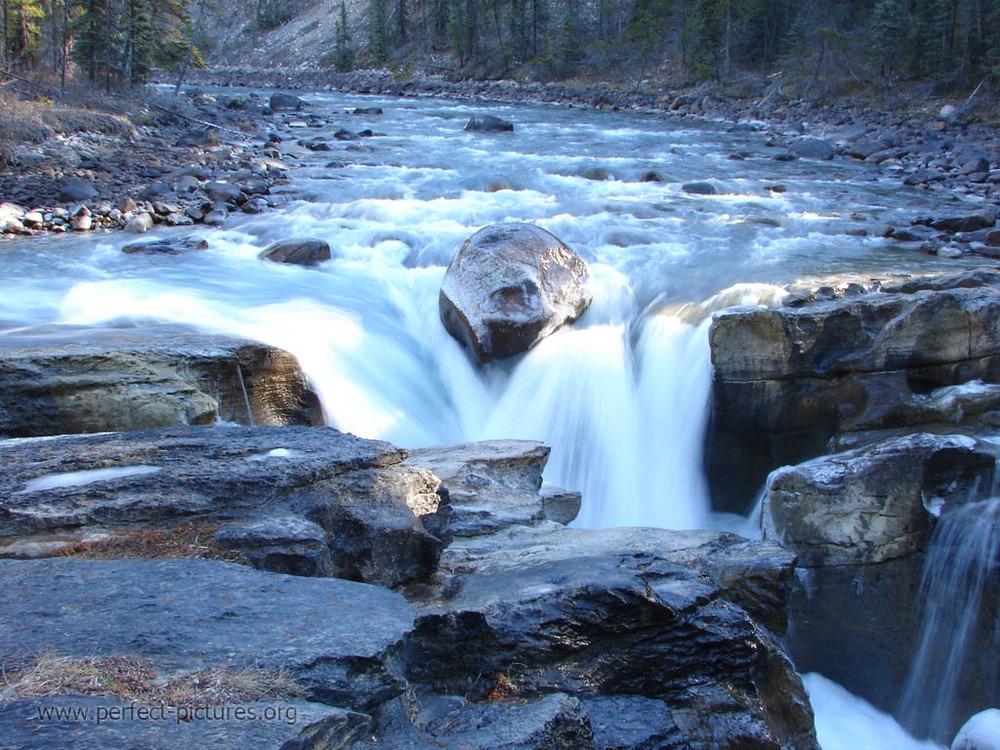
xmin=898 ymin=496 xmax=1000 ymax=743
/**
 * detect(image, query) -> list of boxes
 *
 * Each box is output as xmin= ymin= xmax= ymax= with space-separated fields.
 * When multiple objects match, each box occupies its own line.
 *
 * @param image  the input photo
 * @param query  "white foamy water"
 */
xmin=804 ymin=673 xmax=945 ymax=750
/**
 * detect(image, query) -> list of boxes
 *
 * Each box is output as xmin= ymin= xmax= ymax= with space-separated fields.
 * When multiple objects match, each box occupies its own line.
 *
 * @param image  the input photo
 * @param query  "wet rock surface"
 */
xmin=762 ymin=433 xmax=998 ymax=733
xmin=439 ymin=223 xmax=593 ymax=363
xmin=707 ymin=272 xmax=1000 ymax=513
xmin=0 ymin=324 xmax=322 ymax=437
xmin=403 ymin=524 xmax=815 ymax=749
xmin=258 ymin=237 xmax=332 ymax=265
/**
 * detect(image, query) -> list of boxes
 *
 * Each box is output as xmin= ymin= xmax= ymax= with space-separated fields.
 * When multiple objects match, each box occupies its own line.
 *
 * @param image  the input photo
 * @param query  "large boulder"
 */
xmin=0 ymin=324 xmax=322 ymax=437
xmin=707 ymin=274 xmax=1000 ymax=513
xmin=404 ymin=525 xmax=818 ymax=749
xmin=269 ymin=92 xmax=302 ymax=111
xmin=439 ymin=223 xmax=592 ymax=363
xmin=464 ymin=114 xmax=514 ymax=132
xmin=762 ymin=433 xmax=998 ymax=736
xmin=0 ymin=425 xmax=446 ymax=588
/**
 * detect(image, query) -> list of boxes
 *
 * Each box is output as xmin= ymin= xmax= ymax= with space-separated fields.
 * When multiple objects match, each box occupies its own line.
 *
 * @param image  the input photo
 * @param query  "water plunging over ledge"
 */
xmin=899 ymin=496 xmax=1000 ymax=743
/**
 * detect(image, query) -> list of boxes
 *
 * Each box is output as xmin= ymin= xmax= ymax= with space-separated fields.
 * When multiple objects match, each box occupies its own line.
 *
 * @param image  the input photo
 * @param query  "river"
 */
xmin=2 ymin=88 xmax=992 ymax=747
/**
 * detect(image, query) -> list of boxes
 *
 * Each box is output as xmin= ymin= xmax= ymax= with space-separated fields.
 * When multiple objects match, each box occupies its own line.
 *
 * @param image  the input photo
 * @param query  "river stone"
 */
xmin=764 ymin=433 xmax=997 ymax=729
xmin=790 ymin=137 xmax=835 ymax=160
xmin=354 ymin=107 xmax=383 ymax=115
xmin=0 ymin=324 xmax=322 ymax=437
xmin=124 ymin=211 xmax=154 ymax=233
xmin=0 ymin=557 xmax=414 ymax=712
xmin=58 ymin=177 xmax=98 ymax=202
xmin=929 ymin=210 xmax=997 ymax=233
xmin=269 ymin=92 xmax=302 ymax=111
xmin=953 ymin=709 xmax=1000 ymax=750
xmin=464 ymin=114 xmax=514 ymax=132
xmin=121 ymin=235 xmax=208 ymax=254
xmin=439 ymin=223 xmax=592 ymax=363
xmin=259 ymin=238 xmax=332 ymax=266
xmin=706 ymin=276 xmax=1000 ymax=513
xmin=404 ymin=524 xmax=817 ymax=749
xmin=176 ymin=126 xmax=220 ymax=149
xmin=0 ymin=696 xmax=369 ymax=750
xmin=0 ymin=425 xmax=445 ymax=588
xmin=682 ymin=180 xmax=717 ymax=195
xmin=205 ymin=181 xmax=245 ymax=204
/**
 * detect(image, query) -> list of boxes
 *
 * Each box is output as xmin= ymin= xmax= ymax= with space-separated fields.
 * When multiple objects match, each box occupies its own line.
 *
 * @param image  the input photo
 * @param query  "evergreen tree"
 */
xmin=368 ymin=0 xmax=387 ymax=62
xmin=334 ymin=0 xmax=353 ymax=70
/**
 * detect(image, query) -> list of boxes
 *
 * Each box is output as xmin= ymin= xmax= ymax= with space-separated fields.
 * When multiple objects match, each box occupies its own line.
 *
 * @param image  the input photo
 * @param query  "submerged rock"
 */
xmin=439 ymin=223 xmax=592 ymax=363
xmin=121 ymin=235 xmax=208 ymax=254
xmin=258 ymin=238 xmax=332 ymax=266
xmin=464 ymin=114 xmax=514 ymax=132
xmin=0 ymin=324 xmax=322 ymax=437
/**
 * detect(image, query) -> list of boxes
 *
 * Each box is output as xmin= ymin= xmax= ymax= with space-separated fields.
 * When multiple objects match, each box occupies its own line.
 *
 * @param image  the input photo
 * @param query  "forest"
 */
xmin=1 ymin=0 xmax=999 ymax=96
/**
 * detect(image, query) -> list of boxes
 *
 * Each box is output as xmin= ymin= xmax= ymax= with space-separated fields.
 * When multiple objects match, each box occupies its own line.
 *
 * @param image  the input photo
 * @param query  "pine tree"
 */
xmin=368 ymin=0 xmax=387 ymax=62
xmin=334 ymin=0 xmax=353 ymax=70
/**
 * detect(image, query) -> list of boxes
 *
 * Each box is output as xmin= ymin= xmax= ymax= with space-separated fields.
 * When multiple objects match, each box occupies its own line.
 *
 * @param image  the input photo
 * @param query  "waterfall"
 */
xmin=898 ymin=497 xmax=1000 ymax=742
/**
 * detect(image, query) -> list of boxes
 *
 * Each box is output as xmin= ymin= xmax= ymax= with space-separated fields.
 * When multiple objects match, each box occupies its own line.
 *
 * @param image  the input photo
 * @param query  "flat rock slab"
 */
xmin=0 ymin=324 xmax=321 ymax=437
xmin=0 ymin=558 xmax=414 ymax=711
xmin=0 ymin=426 xmax=444 ymax=587
xmin=0 ymin=695 xmax=370 ymax=750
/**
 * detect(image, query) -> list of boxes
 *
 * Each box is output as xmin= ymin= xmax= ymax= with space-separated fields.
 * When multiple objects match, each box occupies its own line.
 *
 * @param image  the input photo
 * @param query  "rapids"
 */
xmin=1 ymin=89 xmax=994 ymax=748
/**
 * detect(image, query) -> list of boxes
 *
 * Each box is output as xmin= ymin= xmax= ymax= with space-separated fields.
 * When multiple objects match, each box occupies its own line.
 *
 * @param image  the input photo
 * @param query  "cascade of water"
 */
xmin=898 ymin=496 xmax=1000 ymax=742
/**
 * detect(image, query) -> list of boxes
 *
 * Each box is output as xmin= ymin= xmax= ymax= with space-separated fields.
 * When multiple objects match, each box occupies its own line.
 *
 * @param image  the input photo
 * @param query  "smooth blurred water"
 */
xmin=0 ymin=90 xmax=992 ymax=531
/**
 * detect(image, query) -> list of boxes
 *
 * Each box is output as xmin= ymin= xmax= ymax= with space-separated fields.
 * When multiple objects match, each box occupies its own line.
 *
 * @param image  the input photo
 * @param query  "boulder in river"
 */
xmin=258 ymin=238 xmax=332 ymax=266
xmin=121 ymin=235 xmax=207 ymax=254
xmin=269 ymin=92 xmax=303 ymax=111
xmin=464 ymin=114 xmax=514 ymax=133
xmin=439 ymin=223 xmax=592 ymax=363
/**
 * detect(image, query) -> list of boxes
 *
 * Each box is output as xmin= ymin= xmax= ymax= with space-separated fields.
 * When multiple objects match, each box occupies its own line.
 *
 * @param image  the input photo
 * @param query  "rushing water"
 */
xmin=899 ymin=496 xmax=1000 ymax=742
xmin=0 ymin=89 xmax=994 ymax=747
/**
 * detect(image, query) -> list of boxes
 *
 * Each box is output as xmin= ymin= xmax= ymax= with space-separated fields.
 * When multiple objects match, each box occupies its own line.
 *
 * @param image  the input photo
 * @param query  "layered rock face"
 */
xmin=762 ymin=433 xmax=998 ymax=737
xmin=439 ymin=223 xmax=592 ymax=363
xmin=708 ymin=272 xmax=1000 ymax=513
xmin=0 ymin=420 xmax=818 ymax=749
xmin=0 ymin=324 xmax=323 ymax=437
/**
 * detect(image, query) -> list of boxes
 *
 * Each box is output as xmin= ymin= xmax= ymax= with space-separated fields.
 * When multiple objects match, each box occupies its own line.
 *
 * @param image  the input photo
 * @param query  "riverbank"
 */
xmin=1 ymin=69 xmax=997 ymax=246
